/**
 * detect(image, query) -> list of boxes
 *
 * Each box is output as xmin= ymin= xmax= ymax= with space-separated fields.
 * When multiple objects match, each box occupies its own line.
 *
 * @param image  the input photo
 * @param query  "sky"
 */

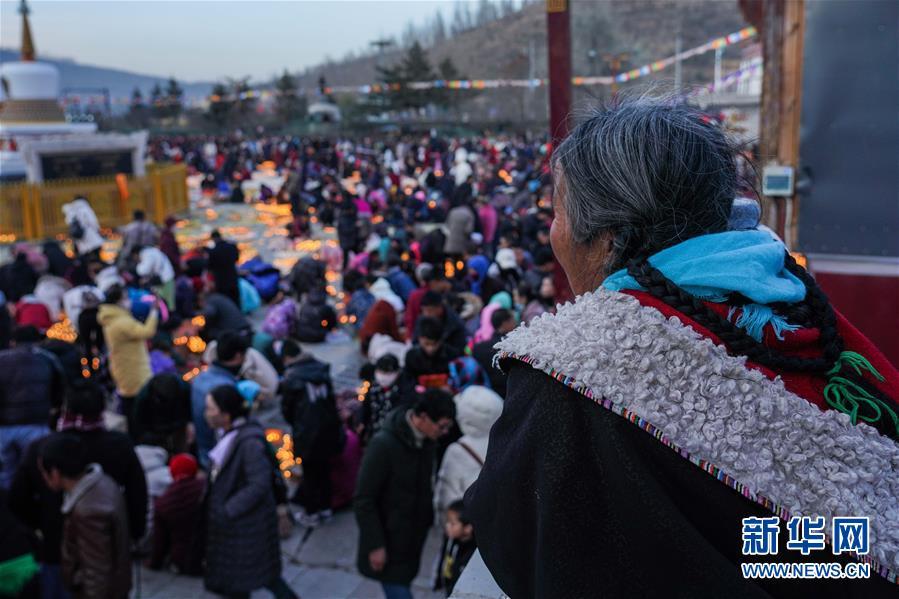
xmin=0 ymin=0 xmax=468 ymax=82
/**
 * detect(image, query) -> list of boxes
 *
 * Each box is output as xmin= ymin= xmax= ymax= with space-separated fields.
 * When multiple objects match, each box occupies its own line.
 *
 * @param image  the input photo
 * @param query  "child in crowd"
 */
xmin=440 ymin=499 xmax=477 ymax=596
xmin=149 ymin=453 xmax=205 ymax=575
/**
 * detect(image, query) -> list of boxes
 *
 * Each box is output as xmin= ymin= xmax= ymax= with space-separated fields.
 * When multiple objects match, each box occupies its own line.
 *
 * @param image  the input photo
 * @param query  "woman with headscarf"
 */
xmin=466 ymin=255 xmax=490 ymax=297
xmin=465 ymin=97 xmax=899 ymax=597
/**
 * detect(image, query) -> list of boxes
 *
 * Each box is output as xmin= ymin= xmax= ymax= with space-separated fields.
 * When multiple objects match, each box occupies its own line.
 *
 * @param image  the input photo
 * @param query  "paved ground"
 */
xmin=137 ymin=510 xmax=445 ymax=599
xmin=137 ymin=203 xmax=444 ymax=598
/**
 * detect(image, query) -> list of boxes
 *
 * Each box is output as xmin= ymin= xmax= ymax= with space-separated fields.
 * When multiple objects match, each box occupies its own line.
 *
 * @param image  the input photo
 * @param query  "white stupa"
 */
xmin=0 ymin=1 xmax=148 ymax=182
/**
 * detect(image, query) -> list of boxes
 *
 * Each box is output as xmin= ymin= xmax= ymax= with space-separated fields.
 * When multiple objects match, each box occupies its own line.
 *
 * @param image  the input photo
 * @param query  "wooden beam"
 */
xmin=546 ymin=0 xmax=572 ymax=146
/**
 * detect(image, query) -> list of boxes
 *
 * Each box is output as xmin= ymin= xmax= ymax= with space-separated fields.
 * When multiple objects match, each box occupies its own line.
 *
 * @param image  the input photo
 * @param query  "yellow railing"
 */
xmin=0 ymin=163 xmax=189 ymax=241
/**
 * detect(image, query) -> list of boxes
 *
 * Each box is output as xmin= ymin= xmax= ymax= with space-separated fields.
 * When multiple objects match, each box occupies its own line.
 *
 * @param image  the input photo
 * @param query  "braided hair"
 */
xmin=627 ymin=253 xmax=899 ymax=441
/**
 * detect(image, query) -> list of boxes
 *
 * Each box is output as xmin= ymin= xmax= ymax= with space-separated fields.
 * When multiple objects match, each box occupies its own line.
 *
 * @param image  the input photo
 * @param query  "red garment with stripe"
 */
xmin=623 ymin=290 xmax=899 ymax=412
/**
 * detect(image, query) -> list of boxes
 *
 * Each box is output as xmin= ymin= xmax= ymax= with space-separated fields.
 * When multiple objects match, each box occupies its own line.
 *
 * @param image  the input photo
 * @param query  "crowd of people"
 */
xmin=4 ymin=95 xmax=896 ymax=599
xmin=0 ymin=127 xmax=571 ymax=599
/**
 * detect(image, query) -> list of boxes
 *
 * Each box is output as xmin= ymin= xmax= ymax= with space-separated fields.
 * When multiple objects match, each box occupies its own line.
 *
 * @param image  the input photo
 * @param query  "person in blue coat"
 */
xmin=190 ymin=332 xmax=245 ymax=467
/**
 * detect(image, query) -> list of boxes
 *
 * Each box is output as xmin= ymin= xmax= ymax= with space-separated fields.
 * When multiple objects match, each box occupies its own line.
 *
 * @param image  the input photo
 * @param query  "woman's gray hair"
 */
xmin=553 ymin=93 xmax=739 ymax=274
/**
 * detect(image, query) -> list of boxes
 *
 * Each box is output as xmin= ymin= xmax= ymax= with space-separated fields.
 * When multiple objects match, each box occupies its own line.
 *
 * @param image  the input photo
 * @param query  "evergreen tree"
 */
xmin=231 ymin=77 xmax=256 ymax=123
xmin=128 ymin=86 xmax=149 ymax=127
xmin=164 ymin=77 xmax=184 ymax=119
xmin=130 ymin=87 xmax=144 ymax=110
xmin=402 ymin=41 xmax=436 ymax=109
xmin=206 ymin=82 xmax=232 ymax=128
xmin=377 ymin=41 xmax=443 ymax=112
xmin=274 ymin=70 xmax=306 ymax=124
xmin=149 ymin=83 xmax=164 ymax=119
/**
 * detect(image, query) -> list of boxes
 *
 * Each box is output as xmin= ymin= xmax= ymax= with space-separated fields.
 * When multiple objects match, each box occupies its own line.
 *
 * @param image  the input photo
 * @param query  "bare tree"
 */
xmin=432 ymin=10 xmax=447 ymax=44
xmin=401 ymin=21 xmax=419 ymax=48
xmin=451 ymin=1 xmax=466 ymax=35
xmin=476 ymin=0 xmax=498 ymax=26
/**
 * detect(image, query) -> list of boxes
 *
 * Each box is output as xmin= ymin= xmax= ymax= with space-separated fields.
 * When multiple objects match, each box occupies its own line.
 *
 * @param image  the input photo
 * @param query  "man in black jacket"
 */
xmin=199 ymin=282 xmax=251 ymax=343
xmin=471 ymin=309 xmax=516 ymax=399
xmin=414 ymin=291 xmax=467 ymax=359
xmin=404 ymin=318 xmax=453 ymax=392
xmin=9 ymin=381 xmax=147 ymax=594
xmin=206 ymin=230 xmax=240 ymax=305
xmin=279 ymin=340 xmax=341 ymax=526
xmin=354 ymin=390 xmax=456 ymax=599
xmin=0 ymin=326 xmax=65 ymax=489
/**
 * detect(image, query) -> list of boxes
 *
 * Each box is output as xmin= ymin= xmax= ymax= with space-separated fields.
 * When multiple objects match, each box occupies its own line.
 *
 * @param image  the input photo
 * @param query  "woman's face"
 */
xmin=204 ymin=395 xmax=227 ymax=430
xmin=549 ymin=164 xmax=614 ymax=296
xmin=540 ymin=276 xmax=556 ymax=300
xmin=550 ymin=166 xmax=575 ymax=284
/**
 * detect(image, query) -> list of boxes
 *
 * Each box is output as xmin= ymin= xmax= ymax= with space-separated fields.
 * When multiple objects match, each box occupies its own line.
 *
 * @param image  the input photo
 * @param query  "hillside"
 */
xmin=0 ymin=48 xmax=215 ymax=104
xmin=0 ymin=1 xmax=749 ymax=124
xmin=296 ymin=0 xmax=749 ymax=122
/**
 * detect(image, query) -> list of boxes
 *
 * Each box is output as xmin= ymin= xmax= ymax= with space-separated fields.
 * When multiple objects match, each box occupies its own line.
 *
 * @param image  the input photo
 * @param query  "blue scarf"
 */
xmin=603 ymin=230 xmax=806 ymax=341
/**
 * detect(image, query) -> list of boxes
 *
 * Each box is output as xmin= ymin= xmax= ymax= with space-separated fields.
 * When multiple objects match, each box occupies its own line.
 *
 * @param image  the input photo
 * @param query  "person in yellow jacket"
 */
xmin=97 ymin=284 xmax=158 ymax=435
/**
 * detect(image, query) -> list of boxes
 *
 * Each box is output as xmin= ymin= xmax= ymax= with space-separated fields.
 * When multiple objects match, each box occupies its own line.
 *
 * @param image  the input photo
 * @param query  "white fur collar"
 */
xmin=495 ymin=288 xmax=899 ymax=579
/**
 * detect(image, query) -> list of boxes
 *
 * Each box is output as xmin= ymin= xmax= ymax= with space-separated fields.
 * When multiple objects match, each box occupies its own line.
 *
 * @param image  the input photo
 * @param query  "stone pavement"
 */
xmin=136 ymin=510 xmax=445 ymax=599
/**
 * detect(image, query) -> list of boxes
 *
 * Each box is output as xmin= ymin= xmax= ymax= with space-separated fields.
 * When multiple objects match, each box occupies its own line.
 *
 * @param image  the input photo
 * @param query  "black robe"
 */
xmin=465 ymin=363 xmax=896 ymax=598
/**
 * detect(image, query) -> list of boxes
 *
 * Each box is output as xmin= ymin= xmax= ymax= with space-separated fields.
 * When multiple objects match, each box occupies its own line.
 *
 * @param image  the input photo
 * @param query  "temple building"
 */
xmin=0 ymin=0 xmax=145 ymax=183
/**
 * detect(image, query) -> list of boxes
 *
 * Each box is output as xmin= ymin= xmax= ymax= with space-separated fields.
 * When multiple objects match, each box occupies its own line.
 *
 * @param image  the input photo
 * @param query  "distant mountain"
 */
xmin=0 ymin=48 xmax=215 ymax=104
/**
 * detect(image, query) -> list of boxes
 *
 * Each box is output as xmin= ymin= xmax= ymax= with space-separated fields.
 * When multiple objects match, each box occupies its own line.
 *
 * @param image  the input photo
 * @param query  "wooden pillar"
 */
xmin=546 ymin=0 xmax=572 ymax=147
xmin=779 ymin=0 xmax=805 ymax=248
xmin=755 ymin=0 xmax=805 ymax=246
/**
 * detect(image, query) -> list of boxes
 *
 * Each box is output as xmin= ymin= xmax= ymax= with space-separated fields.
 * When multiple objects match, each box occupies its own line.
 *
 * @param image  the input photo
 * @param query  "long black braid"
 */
xmin=625 ymin=252 xmax=842 ymax=373
xmin=626 ymin=253 xmax=899 ymax=441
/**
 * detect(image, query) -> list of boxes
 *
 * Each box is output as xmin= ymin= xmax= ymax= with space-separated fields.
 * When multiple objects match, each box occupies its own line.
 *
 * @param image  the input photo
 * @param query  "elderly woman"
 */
xmin=464 ymin=98 xmax=899 ymax=597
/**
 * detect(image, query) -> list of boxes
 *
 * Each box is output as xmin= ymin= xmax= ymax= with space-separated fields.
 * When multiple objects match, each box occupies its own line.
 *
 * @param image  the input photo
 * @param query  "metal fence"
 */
xmin=0 ymin=163 xmax=189 ymax=241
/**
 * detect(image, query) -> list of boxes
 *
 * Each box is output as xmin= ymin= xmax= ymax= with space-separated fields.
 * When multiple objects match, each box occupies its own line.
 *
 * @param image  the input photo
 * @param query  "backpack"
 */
xmin=238 ymin=278 xmax=262 ymax=314
xmin=283 ymin=376 xmax=345 ymax=458
xmin=69 ymin=218 xmax=85 ymax=240
xmin=240 ymin=258 xmax=281 ymax=302
xmin=261 ymin=298 xmax=297 ymax=340
xmin=448 ymin=356 xmax=492 ymax=394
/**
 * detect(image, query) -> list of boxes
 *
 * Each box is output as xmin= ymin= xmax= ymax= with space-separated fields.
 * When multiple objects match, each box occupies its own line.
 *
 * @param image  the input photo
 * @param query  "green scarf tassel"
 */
xmin=823 ymin=351 xmax=898 ymax=437
xmin=826 ymin=351 xmax=886 ymax=381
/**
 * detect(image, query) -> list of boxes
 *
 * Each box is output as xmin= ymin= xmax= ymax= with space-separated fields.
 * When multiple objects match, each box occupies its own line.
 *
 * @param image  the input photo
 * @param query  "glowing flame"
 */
xmin=47 ymin=318 xmax=77 ymax=343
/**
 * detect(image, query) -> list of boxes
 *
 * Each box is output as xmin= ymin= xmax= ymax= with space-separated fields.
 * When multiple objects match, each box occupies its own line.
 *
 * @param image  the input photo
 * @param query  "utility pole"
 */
xmin=674 ymin=2 xmax=683 ymax=93
xmin=603 ymin=53 xmax=630 ymax=96
xmin=546 ymin=0 xmax=572 ymax=145
xmin=370 ymin=38 xmax=393 ymax=111
xmin=370 ymin=38 xmax=393 ymax=71
xmin=674 ymin=34 xmax=683 ymax=92
xmin=714 ymin=46 xmax=724 ymax=91
xmin=527 ymin=36 xmax=536 ymax=123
